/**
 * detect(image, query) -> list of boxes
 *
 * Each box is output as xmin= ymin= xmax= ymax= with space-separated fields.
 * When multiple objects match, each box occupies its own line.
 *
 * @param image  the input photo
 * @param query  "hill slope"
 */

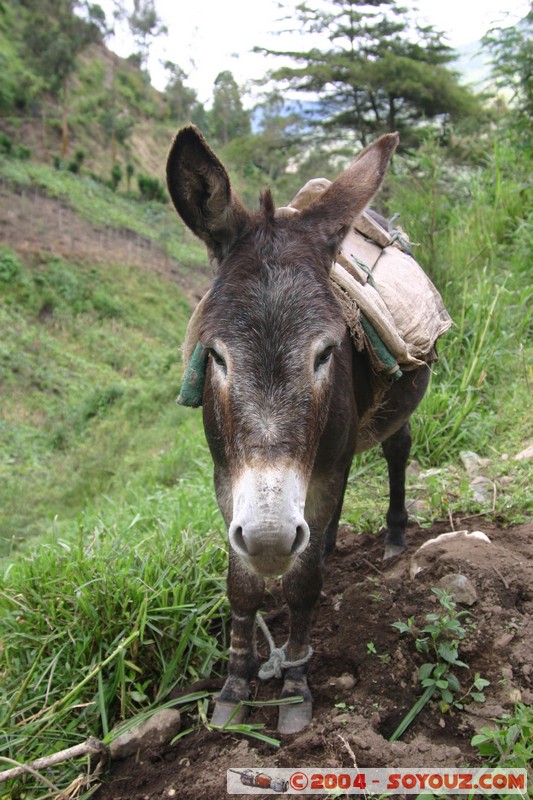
xmin=0 ymin=153 xmax=210 ymax=554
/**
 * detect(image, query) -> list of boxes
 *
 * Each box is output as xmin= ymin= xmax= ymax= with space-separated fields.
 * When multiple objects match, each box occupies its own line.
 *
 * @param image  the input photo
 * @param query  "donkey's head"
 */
xmin=167 ymin=127 xmax=397 ymax=577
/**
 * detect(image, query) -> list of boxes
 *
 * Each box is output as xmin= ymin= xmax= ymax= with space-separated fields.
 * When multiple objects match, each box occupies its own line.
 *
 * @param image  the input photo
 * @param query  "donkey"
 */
xmin=166 ymin=126 xmax=430 ymax=734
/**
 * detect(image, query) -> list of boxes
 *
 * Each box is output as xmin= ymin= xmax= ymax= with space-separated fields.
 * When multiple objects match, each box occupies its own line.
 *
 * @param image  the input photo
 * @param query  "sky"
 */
xmin=106 ymin=0 xmax=530 ymax=104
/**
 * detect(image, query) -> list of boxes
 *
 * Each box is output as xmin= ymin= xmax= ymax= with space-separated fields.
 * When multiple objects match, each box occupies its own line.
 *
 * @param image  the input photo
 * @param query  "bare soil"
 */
xmin=0 ymin=183 xmax=210 ymax=303
xmin=94 ymin=518 xmax=533 ymax=800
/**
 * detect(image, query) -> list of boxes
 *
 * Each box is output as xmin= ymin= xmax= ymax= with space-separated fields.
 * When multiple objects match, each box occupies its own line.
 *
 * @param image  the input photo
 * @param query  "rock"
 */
xmin=409 ymin=530 xmax=491 ymax=579
xmin=495 ymin=632 xmax=514 ymax=649
xmin=469 ymin=475 xmax=494 ymax=503
xmin=352 ymin=734 xmax=371 ymax=750
xmin=390 ymin=742 xmax=407 ymax=756
xmin=438 ymin=574 xmax=478 ymax=606
xmin=460 ymin=451 xmax=491 ymax=477
xmin=109 ymin=709 xmax=182 ymax=760
xmin=331 ymin=673 xmax=356 ymax=691
xmin=515 ymin=443 xmax=533 ymax=461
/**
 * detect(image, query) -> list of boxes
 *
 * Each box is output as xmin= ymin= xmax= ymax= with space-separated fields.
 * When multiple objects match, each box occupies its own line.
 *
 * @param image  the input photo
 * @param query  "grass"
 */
xmin=0 ymin=246 xmax=196 ymax=553
xmin=0 ymin=154 xmax=205 ymax=266
xmin=1 ymin=461 xmax=229 ymax=796
xmin=0 ymin=132 xmax=532 ymax=796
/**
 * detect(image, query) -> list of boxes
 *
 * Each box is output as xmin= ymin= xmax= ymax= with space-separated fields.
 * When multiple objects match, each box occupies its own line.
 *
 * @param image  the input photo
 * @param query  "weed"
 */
xmin=0 ymin=247 xmax=21 ymax=282
xmin=471 ymin=703 xmax=533 ymax=771
xmin=389 ymin=588 xmax=489 ymax=741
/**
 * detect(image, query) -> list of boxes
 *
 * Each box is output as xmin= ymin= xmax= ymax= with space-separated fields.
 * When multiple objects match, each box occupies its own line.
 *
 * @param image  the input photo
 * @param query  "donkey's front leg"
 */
xmin=211 ymin=552 xmax=264 ymax=726
xmin=278 ymin=542 xmax=322 ymax=734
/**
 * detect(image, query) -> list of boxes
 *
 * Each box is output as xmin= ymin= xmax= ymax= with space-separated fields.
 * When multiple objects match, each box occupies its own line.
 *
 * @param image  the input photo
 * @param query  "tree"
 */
xmin=128 ymin=0 xmax=166 ymax=69
xmin=162 ymin=61 xmax=206 ymax=123
xmin=482 ymin=7 xmax=533 ymax=151
xmin=256 ymin=0 xmax=481 ymax=147
xmin=210 ymin=70 xmax=251 ymax=145
xmin=20 ymin=0 xmax=102 ymax=157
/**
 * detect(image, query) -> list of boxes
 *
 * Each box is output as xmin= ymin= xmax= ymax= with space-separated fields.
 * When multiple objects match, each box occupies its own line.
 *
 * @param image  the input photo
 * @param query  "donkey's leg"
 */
xmin=278 ymin=542 xmax=322 ymax=734
xmin=211 ymin=553 xmax=265 ymax=726
xmin=322 ymin=465 xmax=351 ymax=557
xmin=381 ymin=420 xmax=412 ymax=559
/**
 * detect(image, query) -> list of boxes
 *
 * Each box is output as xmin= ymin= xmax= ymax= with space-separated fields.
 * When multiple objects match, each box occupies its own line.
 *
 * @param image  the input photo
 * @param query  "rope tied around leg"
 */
xmin=256 ymin=612 xmax=313 ymax=680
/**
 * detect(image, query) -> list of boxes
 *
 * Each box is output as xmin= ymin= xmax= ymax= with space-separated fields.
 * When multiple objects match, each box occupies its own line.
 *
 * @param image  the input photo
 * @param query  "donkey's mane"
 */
xmin=259 ymin=189 xmax=276 ymax=221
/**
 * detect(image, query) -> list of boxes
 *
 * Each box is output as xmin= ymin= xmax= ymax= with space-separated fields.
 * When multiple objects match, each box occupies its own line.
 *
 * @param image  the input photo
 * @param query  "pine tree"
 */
xmin=256 ymin=0 xmax=480 ymax=147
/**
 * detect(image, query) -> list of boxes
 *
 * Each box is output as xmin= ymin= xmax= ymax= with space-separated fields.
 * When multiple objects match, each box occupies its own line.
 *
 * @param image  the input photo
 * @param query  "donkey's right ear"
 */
xmin=166 ymin=126 xmax=250 ymax=263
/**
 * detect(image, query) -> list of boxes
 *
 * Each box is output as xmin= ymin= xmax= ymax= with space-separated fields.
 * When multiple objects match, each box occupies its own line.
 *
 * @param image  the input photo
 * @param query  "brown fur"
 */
xmin=166 ymin=126 xmax=429 ymax=732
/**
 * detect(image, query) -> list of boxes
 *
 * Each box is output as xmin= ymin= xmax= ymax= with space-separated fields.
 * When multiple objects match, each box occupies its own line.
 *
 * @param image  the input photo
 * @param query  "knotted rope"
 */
xmin=256 ymin=612 xmax=313 ymax=680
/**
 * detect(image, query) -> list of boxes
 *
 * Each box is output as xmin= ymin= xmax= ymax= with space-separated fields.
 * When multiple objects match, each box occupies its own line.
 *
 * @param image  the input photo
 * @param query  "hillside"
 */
xmin=0 ymin=0 xmax=187 ymax=187
xmin=0 ymin=150 xmax=213 ymax=554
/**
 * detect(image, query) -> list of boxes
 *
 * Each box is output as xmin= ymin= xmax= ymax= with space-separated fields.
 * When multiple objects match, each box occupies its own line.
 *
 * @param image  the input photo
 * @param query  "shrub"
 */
xmin=111 ymin=163 xmax=123 ymax=191
xmin=138 ymin=173 xmax=167 ymax=203
xmin=0 ymin=131 xmax=13 ymax=154
xmin=0 ymin=248 xmax=21 ymax=283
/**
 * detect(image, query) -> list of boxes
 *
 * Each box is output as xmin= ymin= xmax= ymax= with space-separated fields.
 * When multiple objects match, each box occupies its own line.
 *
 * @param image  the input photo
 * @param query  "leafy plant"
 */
xmin=390 ymin=588 xmax=490 ymax=741
xmin=0 ymin=247 xmax=21 ymax=282
xmin=138 ymin=172 xmax=167 ymax=203
xmin=471 ymin=703 xmax=533 ymax=770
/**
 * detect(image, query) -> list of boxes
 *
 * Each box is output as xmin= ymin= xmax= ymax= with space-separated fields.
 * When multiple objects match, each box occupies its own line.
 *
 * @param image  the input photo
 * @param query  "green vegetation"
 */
xmin=390 ymin=588 xmax=490 ymax=742
xmin=472 ymin=703 xmax=533 ymax=771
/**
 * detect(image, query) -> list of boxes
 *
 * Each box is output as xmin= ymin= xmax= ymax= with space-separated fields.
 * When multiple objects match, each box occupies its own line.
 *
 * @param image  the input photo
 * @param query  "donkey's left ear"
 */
xmin=166 ymin=125 xmax=250 ymax=263
xmin=299 ymin=132 xmax=399 ymax=258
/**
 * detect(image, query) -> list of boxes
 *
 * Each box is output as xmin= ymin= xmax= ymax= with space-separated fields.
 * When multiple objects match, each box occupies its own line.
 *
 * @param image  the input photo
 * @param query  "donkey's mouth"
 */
xmin=235 ymin=548 xmax=301 ymax=578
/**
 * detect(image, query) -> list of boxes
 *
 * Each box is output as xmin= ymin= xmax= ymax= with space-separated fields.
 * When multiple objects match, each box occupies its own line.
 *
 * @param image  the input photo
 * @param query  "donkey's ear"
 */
xmin=166 ymin=126 xmax=250 ymax=262
xmin=299 ymin=132 xmax=399 ymax=258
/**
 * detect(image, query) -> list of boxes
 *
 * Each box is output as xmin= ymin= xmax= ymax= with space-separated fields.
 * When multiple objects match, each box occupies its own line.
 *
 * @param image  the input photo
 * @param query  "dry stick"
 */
xmin=493 ymin=565 xmax=510 ymax=590
xmin=362 ymin=557 xmax=386 ymax=578
xmin=0 ymin=756 xmax=59 ymax=791
xmin=0 ymin=737 xmax=108 ymax=784
xmin=336 ymin=733 xmax=369 ymax=800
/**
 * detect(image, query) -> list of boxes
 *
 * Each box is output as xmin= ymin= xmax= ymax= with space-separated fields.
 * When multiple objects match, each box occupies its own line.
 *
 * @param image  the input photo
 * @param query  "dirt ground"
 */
xmin=94 ymin=517 xmax=533 ymax=800
xmin=0 ymin=183 xmax=210 ymax=303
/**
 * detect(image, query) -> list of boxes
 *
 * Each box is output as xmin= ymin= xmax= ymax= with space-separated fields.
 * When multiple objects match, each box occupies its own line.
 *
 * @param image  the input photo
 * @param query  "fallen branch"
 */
xmin=0 ymin=737 xmax=108 ymax=784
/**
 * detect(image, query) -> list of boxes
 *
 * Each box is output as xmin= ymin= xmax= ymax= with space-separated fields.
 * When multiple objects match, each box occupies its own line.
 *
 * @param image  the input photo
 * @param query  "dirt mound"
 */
xmin=94 ymin=518 xmax=533 ymax=800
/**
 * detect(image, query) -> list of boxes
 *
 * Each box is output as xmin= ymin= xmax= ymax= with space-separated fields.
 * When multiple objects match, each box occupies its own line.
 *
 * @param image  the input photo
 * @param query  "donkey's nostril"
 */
xmin=229 ymin=524 xmax=248 ymax=555
xmin=291 ymin=523 xmax=310 ymax=556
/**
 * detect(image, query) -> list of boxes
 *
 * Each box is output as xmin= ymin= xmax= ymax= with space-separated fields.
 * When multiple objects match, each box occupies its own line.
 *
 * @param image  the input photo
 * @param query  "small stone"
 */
xmin=495 ymin=632 xmax=514 ymax=649
xmin=352 ymin=735 xmax=371 ymax=750
xmin=460 ymin=451 xmax=491 ymax=476
xmin=469 ymin=475 xmax=493 ymax=503
xmin=438 ymin=574 xmax=478 ymax=606
xmin=110 ymin=709 xmax=181 ymax=760
xmin=331 ymin=673 xmax=356 ymax=691
xmin=417 ymin=741 xmax=431 ymax=752
xmin=390 ymin=742 xmax=407 ymax=757
xmin=514 ymin=444 xmax=533 ymax=461
xmin=407 ymin=460 xmax=422 ymax=476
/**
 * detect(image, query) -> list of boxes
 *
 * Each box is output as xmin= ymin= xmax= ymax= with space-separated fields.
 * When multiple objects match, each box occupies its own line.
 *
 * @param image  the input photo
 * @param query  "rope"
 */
xmin=256 ymin=612 xmax=313 ymax=680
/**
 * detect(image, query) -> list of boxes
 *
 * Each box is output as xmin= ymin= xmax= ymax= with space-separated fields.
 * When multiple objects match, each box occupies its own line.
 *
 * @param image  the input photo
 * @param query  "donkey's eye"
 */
xmin=209 ymin=348 xmax=227 ymax=371
xmin=314 ymin=345 xmax=335 ymax=371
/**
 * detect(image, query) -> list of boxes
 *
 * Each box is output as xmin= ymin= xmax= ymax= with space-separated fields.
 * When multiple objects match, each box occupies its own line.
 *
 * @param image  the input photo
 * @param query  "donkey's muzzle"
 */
xmin=228 ymin=465 xmax=311 ymax=576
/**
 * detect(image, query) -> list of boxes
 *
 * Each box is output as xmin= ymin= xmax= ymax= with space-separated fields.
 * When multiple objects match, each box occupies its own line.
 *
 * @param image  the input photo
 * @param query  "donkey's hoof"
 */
xmin=277 ymin=700 xmax=312 ymax=735
xmin=210 ymin=699 xmax=248 ymax=727
xmin=383 ymin=542 xmax=405 ymax=560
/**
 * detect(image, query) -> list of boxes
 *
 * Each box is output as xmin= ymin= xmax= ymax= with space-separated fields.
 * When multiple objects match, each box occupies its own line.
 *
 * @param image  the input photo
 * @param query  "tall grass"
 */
xmin=389 ymin=136 xmax=532 ymax=465
xmin=1 ymin=432 xmax=228 ymax=796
